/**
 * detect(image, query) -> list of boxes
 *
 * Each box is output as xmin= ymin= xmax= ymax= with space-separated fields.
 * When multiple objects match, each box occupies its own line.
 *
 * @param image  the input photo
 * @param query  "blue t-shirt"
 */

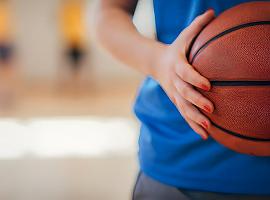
xmin=134 ymin=0 xmax=270 ymax=195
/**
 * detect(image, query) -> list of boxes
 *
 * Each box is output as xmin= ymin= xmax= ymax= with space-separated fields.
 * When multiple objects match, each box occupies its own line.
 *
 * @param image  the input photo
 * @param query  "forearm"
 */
xmin=94 ymin=2 xmax=166 ymax=76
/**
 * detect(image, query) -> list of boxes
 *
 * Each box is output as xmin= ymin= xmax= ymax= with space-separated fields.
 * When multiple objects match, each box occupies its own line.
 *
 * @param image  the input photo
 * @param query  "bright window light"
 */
xmin=0 ymin=117 xmax=138 ymax=159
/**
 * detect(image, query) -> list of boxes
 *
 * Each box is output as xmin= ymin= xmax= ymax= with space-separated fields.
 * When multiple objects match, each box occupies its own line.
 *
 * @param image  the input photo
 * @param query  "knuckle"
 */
xmin=180 ymin=104 xmax=188 ymax=116
xmin=180 ymin=84 xmax=190 ymax=98
xmin=193 ymin=95 xmax=202 ymax=106
xmin=185 ymin=109 xmax=194 ymax=119
xmin=174 ymin=95 xmax=183 ymax=109
xmin=181 ymin=69 xmax=189 ymax=79
xmin=174 ymin=78 xmax=181 ymax=90
xmin=175 ymin=64 xmax=184 ymax=79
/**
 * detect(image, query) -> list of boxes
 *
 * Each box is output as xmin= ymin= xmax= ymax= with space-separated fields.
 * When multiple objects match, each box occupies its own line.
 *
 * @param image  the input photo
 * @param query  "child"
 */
xmin=94 ymin=0 xmax=270 ymax=199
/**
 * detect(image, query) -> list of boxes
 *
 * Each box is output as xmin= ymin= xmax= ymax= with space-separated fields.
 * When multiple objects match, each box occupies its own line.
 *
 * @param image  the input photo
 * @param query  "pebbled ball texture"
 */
xmin=189 ymin=1 xmax=270 ymax=156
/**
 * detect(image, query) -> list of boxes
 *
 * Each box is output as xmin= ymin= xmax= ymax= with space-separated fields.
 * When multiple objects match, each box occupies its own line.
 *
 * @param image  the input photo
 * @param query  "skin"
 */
xmin=94 ymin=0 xmax=215 ymax=140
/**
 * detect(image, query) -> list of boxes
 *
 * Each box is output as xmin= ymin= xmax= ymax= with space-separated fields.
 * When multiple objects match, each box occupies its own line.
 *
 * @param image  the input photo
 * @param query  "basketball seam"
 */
xmin=190 ymin=21 xmax=270 ymax=64
xmin=211 ymin=81 xmax=270 ymax=86
xmin=212 ymin=122 xmax=270 ymax=142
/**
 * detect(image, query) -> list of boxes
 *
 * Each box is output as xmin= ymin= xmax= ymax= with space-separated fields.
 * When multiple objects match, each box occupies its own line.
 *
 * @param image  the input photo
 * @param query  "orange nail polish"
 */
xmin=201 ymin=121 xmax=209 ymax=129
xmin=203 ymin=105 xmax=212 ymax=113
xmin=201 ymin=84 xmax=210 ymax=91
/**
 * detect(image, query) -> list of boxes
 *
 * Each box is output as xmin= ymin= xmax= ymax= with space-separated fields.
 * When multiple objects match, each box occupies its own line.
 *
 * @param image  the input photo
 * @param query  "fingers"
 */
xmin=174 ymin=93 xmax=210 ymax=140
xmin=171 ymin=68 xmax=213 ymax=140
xmin=175 ymin=62 xmax=211 ymax=91
xmin=156 ymin=9 xmax=215 ymax=140
xmin=174 ymin=93 xmax=211 ymax=131
xmin=180 ymin=9 xmax=215 ymax=48
xmin=186 ymin=118 xmax=209 ymax=140
xmin=174 ymin=78 xmax=214 ymax=113
xmin=172 ymin=9 xmax=214 ymax=90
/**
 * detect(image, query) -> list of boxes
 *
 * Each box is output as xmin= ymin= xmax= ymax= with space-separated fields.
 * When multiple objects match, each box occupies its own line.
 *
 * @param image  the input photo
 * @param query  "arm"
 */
xmin=94 ymin=0 xmax=161 ymax=75
xmin=94 ymin=0 xmax=215 ymax=139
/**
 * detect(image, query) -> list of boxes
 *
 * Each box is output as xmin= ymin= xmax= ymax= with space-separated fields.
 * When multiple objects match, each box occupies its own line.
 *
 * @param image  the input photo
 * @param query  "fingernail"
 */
xmin=202 ymin=134 xmax=208 ymax=140
xmin=207 ymin=8 xmax=214 ymax=12
xmin=201 ymin=121 xmax=209 ymax=129
xmin=203 ymin=105 xmax=212 ymax=113
xmin=201 ymin=84 xmax=210 ymax=91
xmin=200 ymin=133 xmax=208 ymax=140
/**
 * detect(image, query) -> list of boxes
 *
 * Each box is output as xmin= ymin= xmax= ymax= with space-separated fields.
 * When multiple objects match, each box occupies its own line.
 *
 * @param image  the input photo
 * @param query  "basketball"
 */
xmin=189 ymin=1 xmax=270 ymax=156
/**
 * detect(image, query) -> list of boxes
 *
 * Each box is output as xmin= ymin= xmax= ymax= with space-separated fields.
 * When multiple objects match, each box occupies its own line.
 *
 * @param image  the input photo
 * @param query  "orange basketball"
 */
xmin=189 ymin=1 xmax=270 ymax=156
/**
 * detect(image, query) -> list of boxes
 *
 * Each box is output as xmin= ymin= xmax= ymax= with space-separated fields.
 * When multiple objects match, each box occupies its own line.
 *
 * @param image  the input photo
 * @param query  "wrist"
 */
xmin=148 ymin=41 xmax=168 ymax=79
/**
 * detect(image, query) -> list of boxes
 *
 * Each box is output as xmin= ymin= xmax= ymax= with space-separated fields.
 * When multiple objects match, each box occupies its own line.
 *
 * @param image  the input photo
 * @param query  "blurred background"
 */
xmin=0 ymin=0 xmax=155 ymax=199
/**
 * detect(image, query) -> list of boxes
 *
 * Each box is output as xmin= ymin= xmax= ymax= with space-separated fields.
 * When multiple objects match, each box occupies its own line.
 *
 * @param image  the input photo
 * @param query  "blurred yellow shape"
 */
xmin=0 ymin=0 xmax=12 ymax=41
xmin=59 ymin=0 xmax=87 ymax=48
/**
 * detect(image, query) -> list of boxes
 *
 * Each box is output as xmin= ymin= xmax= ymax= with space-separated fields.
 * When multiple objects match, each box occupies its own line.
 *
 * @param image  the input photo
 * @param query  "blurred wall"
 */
xmin=13 ymin=0 xmax=61 ymax=83
xmin=11 ymin=0 xmax=155 ymax=85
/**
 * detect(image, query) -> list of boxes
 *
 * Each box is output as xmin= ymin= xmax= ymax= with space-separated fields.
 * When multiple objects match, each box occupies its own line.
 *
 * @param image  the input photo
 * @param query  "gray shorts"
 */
xmin=132 ymin=172 xmax=270 ymax=200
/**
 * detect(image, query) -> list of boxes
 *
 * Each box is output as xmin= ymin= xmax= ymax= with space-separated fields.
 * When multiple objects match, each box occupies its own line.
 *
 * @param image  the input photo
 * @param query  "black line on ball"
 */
xmin=212 ymin=122 xmax=270 ymax=142
xmin=211 ymin=81 xmax=270 ymax=86
xmin=191 ymin=21 xmax=270 ymax=64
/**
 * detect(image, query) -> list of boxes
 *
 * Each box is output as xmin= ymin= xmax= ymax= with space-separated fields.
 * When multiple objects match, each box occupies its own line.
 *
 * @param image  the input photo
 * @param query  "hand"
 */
xmin=152 ymin=9 xmax=215 ymax=140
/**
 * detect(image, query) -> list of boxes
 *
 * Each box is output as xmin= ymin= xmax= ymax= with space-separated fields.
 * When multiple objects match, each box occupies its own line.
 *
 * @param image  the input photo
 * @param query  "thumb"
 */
xmin=176 ymin=9 xmax=215 ymax=51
